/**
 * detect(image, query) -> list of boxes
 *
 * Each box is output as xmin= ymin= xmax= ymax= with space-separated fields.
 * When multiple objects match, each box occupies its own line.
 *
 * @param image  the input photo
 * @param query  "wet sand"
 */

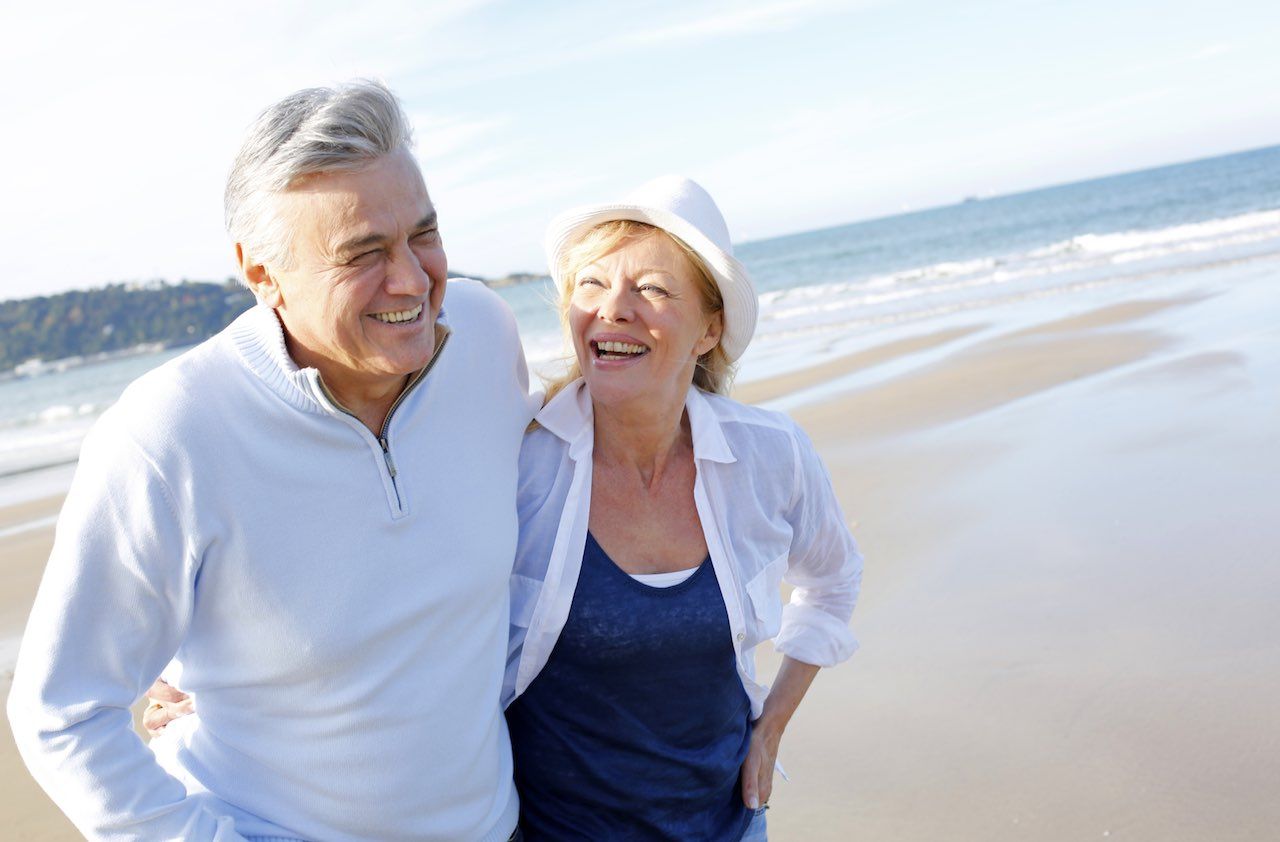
xmin=748 ymin=260 xmax=1280 ymax=840
xmin=2 ymin=256 xmax=1278 ymax=839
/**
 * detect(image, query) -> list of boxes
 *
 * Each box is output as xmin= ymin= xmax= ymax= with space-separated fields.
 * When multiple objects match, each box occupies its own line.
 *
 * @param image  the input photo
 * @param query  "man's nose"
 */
xmin=385 ymin=243 xmax=432 ymax=296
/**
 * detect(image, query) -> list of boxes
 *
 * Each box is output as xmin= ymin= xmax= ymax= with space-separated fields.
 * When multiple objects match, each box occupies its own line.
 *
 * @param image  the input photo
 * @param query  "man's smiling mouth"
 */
xmin=369 ymin=304 xmax=423 ymax=324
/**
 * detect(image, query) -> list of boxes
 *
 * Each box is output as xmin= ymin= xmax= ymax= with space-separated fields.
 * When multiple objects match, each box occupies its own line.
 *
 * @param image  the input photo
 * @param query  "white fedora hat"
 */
xmin=544 ymin=175 xmax=759 ymax=361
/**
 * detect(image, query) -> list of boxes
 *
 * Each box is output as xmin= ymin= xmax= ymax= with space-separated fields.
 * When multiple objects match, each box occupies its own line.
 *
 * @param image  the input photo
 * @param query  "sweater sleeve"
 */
xmin=6 ymin=421 xmax=246 ymax=841
xmin=772 ymin=422 xmax=863 ymax=668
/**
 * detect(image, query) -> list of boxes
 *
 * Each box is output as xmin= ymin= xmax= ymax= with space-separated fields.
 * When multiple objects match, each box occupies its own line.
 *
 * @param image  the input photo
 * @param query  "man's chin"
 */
xmin=378 ymin=350 xmax=438 ymax=379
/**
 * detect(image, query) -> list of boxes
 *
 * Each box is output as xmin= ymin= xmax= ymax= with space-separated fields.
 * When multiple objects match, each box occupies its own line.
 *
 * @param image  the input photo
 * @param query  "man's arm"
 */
xmin=6 ymin=421 xmax=245 ymax=840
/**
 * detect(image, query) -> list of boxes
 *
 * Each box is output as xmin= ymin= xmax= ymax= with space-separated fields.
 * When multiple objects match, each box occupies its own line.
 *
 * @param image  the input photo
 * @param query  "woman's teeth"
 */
xmin=371 ymin=304 xmax=423 ymax=324
xmin=595 ymin=341 xmax=647 ymax=358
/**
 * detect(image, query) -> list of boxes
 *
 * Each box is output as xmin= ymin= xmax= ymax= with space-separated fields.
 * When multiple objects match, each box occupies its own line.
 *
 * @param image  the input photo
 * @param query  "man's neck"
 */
xmin=280 ymin=336 xmax=411 ymax=436
xmin=323 ymin=374 xmax=410 ymax=435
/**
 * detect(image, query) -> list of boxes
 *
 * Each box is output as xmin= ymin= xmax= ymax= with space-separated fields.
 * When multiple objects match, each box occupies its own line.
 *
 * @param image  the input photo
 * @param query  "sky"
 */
xmin=2 ymin=0 xmax=1278 ymax=300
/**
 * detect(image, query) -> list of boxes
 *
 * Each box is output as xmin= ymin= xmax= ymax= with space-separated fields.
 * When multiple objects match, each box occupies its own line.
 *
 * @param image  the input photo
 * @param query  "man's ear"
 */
xmin=238 ymin=243 xmax=281 ymax=308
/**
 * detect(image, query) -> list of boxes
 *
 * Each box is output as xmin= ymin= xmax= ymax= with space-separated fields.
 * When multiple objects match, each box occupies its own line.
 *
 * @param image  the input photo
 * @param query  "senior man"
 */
xmin=7 ymin=81 xmax=534 ymax=841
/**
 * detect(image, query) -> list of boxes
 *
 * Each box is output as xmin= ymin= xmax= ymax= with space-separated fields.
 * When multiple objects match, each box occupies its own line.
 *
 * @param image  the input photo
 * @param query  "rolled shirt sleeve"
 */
xmin=772 ymin=423 xmax=863 ymax=668
xmin=6 ymin=421 xmax=245 ymax=841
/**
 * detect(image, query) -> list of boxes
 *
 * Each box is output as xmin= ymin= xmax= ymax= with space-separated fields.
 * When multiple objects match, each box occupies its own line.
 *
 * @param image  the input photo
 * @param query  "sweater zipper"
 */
xmin=379 ymin=438 xmax=397 ymax=479
xmin=376 ymin=330 xmax=451 ymax=510
xmin=317 ymin=329 xmax=451 ymax=512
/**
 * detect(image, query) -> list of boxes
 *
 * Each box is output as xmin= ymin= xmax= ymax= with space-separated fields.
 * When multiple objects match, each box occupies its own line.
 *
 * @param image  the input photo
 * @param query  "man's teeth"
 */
xmin=597 ymin=341 xmax=647 ymax=356
xmin=371 ymin=305 xmax=423 ymax=324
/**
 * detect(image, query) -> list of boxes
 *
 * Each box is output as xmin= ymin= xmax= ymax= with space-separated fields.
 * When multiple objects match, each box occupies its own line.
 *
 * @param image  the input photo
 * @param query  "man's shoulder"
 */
xmin=442 ymin=279 xmax=518 ymax=336
xmin=95 ymin=330 xmax=243 ymax=449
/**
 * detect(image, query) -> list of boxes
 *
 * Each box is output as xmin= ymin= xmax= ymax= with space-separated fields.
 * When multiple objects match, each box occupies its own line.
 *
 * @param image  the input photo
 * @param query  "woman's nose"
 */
xmin=595 ymin=284 xmax=633 ymax=322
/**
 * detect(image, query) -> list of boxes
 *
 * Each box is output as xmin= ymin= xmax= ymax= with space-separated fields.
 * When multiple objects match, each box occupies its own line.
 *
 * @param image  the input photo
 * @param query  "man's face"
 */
xmin=251 ymin=148 xmax=447 ymax=404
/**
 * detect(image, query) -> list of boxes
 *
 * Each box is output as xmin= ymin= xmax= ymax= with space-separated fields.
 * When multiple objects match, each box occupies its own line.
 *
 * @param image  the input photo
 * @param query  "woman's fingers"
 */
xmin=146 ymin=678 xmax=189 ymax=704
xmin=756 ymin=756 xmax=773 ymax=807
xmin=142 ymin=694 xmax=195 ymax=737
xmin=741 ymin=730 xmax=778 ymax=810
xmin=143 ymin=703 xmax=172 ymax=736
xmin=142 ymin=678 xmax=195 ymax=737
xmin=740 ymin=750 xmax=761 ymax=809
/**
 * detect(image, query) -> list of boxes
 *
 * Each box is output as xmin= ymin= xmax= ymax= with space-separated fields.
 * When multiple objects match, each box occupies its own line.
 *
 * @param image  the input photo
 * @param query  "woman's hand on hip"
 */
xmin=740 ymin=723 xmax=782 ymax=810
xmin=740 ymin=656 xmax=822 ymax=810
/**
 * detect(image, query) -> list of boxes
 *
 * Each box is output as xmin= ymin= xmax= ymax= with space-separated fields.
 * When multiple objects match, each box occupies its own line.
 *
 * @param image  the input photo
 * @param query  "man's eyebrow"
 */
xmin=336 ymin=232 xmax=388 ymax=256
xmin=335 ymin=212 xmax=439 ymax=256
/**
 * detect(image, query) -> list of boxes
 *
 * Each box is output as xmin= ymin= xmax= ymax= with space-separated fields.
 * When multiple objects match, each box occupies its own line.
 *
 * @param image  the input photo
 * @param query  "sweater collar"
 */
xmin=227 ymin=303 xmax=450 ymax=417
xmin=535 ymin=379 xmax=735 ymax=464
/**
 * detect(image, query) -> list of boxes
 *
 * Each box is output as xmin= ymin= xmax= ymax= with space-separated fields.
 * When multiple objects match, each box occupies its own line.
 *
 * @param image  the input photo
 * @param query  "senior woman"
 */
xmin=504 ymin=176 xmax=862 ymax=840
xmin=145 ymin=177 xmax=861 ymax=840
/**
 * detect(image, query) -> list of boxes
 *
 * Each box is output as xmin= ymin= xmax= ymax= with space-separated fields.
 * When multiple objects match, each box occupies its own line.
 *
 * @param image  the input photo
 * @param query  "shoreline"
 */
xmin=1 ymin=341 xmax=181 ymax=383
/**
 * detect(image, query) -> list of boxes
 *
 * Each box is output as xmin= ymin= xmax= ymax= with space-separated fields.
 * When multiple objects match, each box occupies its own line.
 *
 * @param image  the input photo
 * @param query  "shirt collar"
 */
xmin=534 ymin=379 xmax=594 ymax=460
xmin=534 ymin=379 xmax=736 ymax=464
xmin=684 ymin=384 xmax=736 ymax=464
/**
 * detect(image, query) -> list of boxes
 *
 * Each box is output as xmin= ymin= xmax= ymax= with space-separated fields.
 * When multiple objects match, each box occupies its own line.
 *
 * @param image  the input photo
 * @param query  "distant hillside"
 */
xmin=0 ymin=271 xmax=548 ymax=374
xmin=0 ymin=280 xmax=255 ymax=374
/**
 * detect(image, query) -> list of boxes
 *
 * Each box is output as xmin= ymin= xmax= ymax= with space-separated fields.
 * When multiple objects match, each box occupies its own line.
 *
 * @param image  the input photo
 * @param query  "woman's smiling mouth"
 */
xmin=591 ymin=339 xmax=649 ymax=360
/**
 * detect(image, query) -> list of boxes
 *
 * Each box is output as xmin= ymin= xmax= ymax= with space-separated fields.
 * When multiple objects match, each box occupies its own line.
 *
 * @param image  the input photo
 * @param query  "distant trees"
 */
xmin=0 ymin=280 xmax=255 ymax=373
xmin=0 ymin=271 xmax=544 ymax=374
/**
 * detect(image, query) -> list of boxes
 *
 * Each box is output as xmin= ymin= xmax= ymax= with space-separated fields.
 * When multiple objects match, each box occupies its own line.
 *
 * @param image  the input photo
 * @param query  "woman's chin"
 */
xmin=584 ymin=370 xmax=691 ymax=416
xmin=583 ymin=375 xmax=642 ymax=407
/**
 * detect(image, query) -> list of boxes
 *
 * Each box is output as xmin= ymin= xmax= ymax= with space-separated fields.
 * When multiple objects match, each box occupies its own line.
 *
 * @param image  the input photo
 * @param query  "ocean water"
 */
xmin=2 ymin=144 xmax=1278 ymax=483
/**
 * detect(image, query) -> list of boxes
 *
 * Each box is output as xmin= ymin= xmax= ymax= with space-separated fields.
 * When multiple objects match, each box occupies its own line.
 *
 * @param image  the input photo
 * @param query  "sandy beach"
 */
xmin=2 ymin=253 xmax=1277 ymax=839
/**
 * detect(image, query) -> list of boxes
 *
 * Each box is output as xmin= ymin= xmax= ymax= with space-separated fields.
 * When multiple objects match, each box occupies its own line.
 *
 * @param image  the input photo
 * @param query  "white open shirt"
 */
xmin=504 ymin=380 xmax=863 ymax=718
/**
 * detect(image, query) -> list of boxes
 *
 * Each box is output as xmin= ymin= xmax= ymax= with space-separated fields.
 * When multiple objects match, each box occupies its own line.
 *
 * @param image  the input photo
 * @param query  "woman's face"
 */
xmin=567 ymin=231 xmax=722 ymax=412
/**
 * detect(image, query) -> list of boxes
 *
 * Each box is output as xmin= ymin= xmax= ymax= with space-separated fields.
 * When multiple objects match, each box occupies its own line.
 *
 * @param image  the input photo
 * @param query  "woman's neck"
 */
xmin=591 ymin=390 xmax=691 ymax=489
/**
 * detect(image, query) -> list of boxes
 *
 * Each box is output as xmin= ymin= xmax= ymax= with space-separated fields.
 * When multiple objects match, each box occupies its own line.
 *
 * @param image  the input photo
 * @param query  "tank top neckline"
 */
xmin=585 ymin=530 xmax=711 ymax=594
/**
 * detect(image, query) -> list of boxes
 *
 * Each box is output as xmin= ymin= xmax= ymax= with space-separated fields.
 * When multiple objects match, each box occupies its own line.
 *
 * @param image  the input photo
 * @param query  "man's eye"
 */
xmin=350 ymin=249 xmax=382 ymax=265
xmin=412 ymin=229 xmax=439 ymax=242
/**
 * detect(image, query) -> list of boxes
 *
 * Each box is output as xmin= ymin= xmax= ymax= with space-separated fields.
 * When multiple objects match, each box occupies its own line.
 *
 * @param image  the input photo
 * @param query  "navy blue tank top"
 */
xmin=507 ymin=532 xmax=753 ymax=840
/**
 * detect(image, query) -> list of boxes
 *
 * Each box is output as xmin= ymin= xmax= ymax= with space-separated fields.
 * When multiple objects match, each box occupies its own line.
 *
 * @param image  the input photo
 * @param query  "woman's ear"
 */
xmin=696 ymin=310 xmax=724 ymax=357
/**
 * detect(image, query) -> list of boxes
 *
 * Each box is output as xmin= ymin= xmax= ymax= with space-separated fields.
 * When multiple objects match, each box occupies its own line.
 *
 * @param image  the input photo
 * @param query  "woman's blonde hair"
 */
xmin=540 ymin=220 xmax=735 ymax=408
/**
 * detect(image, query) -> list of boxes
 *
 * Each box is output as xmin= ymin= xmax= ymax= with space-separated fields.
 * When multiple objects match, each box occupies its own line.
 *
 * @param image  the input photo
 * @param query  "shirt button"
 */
xmin=736 ymin=632 xmax=746 ymax=642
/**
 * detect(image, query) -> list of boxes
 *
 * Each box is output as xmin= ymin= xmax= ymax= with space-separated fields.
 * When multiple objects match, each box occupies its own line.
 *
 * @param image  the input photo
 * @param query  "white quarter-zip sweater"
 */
xmin=7 ymin=281 xmax=537 ymax=841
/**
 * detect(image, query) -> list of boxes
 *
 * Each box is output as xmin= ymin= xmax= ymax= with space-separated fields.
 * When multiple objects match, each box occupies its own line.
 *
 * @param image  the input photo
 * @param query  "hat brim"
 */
xmin=545 ymin=203 xmax=759 ymax=362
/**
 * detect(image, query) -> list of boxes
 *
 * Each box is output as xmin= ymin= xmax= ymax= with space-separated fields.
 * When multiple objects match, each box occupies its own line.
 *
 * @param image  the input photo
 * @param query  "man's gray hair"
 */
xmin=225 ymin=80 xmax=415 ymax=269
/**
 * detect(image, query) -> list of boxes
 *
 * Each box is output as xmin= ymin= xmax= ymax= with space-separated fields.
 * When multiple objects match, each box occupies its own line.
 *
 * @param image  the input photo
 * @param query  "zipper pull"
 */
xmin=380 ymin=437 xmax=397 ymax=478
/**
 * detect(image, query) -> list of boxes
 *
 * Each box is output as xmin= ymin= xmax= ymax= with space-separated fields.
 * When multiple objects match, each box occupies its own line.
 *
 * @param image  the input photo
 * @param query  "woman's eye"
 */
xmin=638 ymin=284 xmax=668 ymax=297
xmin=577 ymin=277 xmax=604 ymax=287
